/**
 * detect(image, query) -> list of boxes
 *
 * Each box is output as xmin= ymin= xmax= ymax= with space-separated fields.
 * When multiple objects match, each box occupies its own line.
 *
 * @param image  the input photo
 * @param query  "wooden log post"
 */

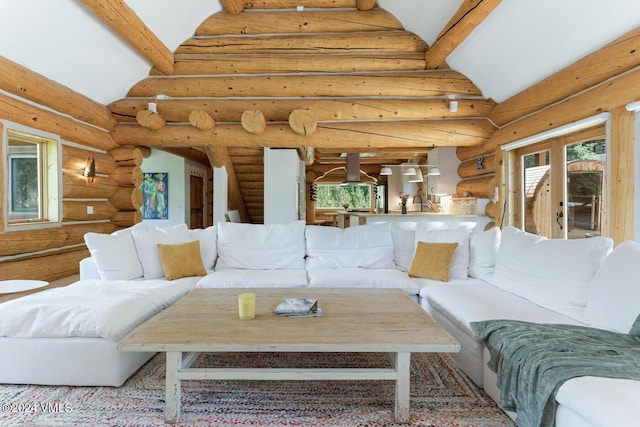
xmin=455 ymin=175 xmax=496 ymax=199
xmin=62 ymin=171 xmax=118 ymax=199
xmin=63 ymin=201 xmax=117 ymax=222
xmin=136 ymin=109 xmax=166 ymax=130
xmin=221 ymin=0 xmax=244 ymax=14
xmin=289 ymin=109 xmax=318 ymax=136
xmin=457 ymin=154 xmax=496 ymax=179
xmin=110 ymin=166 xmax=143 ymax=187
xmin=108 ymin=146 xmax=144 ymax=166
xmin=356 ymin=0 xmax=376 ymax=11
xmin=189 ymin=110 xmax=216 ymax=130
xmin=109 ymin=186 xmax=143 ymax=211
xmin=241 ymin=110 xmax=267 ymax=134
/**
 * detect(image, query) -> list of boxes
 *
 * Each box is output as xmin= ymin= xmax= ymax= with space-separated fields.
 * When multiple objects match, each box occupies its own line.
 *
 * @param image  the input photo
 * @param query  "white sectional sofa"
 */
xmin=1 ymin=219 xmax=638 ymax=427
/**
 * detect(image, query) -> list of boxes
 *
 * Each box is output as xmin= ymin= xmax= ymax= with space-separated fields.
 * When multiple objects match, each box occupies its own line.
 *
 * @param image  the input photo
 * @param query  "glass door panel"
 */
xmin=523 ymin=150 xmax=552 ymax=238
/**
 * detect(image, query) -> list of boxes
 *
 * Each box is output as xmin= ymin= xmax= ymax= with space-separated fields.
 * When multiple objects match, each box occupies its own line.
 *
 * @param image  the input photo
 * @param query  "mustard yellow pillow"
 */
xmin=157 ymin=240 xmax=207 ymax=280
xmin=408 ymin=241 xmax=459 ymax=282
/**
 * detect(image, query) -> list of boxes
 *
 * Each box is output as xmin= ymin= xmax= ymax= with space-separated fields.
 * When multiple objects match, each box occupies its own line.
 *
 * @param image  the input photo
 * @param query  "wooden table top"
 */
xmin=119 ymin=288 xmax=459 ymax=353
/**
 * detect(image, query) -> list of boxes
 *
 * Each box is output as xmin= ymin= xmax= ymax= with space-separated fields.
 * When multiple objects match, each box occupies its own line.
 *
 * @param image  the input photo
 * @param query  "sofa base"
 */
xmin=0 ymin=337 xmax=154 ymax=386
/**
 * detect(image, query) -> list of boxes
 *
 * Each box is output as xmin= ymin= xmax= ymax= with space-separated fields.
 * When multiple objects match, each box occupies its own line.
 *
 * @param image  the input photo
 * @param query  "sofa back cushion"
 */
xmin=468 ymin=226 xmax=501 ymax=280
xmin=305 ymin=223 xmax=395 ymax=270
xmin=189 ymin=225 xmax=217 ymax=270
xmin=84 ymin=225 xmax=145 ymax=280
xmin=584 ymin=241 xmax=640 ymax=333
xmin=414 ymin=225 xmax=470 ymax=280
xmin=131 ymin=224 xmax=192 ymax=279
xmin=492 ymin=226 xmax=613 ymax=320
xmin=216 ymin=220 xmax=306 ymax=270
xmin=390 ymin=224 xmax=416 ymax=272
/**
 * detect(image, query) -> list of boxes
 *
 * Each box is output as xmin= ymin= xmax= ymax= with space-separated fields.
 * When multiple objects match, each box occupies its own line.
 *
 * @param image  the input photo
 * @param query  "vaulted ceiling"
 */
xmin=1 ymin=0 xmax=639 ymax=223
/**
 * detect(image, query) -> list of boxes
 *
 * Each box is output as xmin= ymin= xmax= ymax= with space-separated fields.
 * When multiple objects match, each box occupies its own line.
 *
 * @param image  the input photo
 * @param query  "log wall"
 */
xmin=0 ymin=64 xmax=141 ymax=281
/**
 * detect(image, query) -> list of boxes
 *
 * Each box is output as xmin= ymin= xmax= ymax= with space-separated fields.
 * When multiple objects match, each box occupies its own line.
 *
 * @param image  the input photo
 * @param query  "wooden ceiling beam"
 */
xmin=112 ymin=119 xmax=495 ymax=149
xmin=490 ymin=26 xmax=640 ymax=126
xmin=80 ymin=0 xmax=174 ymax=75
xmin=243 ymin=0 xmax=356 ymax=9
xmin=0 ymin=55 xmax=117 ymax=130
xmin=426 ymin=0 xmax=503 ymax=69
xmin=221 ymin=0 xmax=244 ymax=14
xmin=356 ymin=0 xmax=377 ymax=11
xmin=110 ymin=98 xmax=494 ymax=124
xmin=127 ymin=72 xmax=482 ymax=98
xmin=177 ymin=31 xmax=427 ymax=55
xmin=195 ymin=10 xmax=402 ymax=36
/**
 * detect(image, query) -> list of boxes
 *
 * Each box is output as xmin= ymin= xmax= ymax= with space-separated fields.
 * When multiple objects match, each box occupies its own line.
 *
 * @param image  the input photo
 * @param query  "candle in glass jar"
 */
xmin=238 ymin=292 xmax=256 ymax=320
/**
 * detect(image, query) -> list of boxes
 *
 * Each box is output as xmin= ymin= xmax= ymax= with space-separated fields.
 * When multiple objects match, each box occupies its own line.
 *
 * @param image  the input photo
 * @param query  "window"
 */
xmin=4 ymin=127 xmax=59 ymax=226
xmin=315 ymin=184 xmax=372 ymax=209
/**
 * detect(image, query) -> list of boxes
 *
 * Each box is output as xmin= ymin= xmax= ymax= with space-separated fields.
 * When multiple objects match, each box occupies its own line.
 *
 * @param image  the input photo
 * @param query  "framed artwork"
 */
xmin=141 ymin=172 xmax=168 ymax=219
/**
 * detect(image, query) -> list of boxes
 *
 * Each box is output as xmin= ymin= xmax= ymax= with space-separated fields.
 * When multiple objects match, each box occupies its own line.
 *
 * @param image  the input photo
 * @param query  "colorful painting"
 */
xmin=141 ymin=172 xmax=168 ymax=219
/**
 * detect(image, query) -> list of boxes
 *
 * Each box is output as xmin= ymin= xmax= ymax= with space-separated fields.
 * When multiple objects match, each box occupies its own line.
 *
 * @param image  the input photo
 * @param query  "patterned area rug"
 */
xmin=0 ymin=352 xmax=515 ymax=426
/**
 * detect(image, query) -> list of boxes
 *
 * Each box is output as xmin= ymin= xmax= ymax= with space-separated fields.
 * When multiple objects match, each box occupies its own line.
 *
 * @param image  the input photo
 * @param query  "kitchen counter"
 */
xmin=337 ymin=211 xmax=491 ymax=230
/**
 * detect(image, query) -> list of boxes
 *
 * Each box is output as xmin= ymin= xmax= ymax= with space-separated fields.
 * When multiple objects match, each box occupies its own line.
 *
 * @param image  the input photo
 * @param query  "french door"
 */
xmin=514 ymin=126 xmax=606 ymax=239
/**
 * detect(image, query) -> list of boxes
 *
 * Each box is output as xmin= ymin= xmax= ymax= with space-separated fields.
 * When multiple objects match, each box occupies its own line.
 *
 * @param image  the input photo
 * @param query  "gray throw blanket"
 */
xmin=471 ymin=317 xmax=640 ymax=427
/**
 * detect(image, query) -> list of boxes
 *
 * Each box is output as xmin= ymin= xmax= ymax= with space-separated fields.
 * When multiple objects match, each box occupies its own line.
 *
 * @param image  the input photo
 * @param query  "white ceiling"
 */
xmin=0 ymin=0 xmax=639 ymax=106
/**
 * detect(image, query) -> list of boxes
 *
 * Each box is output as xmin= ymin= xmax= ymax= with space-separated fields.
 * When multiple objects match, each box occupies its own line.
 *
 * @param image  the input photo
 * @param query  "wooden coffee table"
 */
xmin=119 ymin=288 xmax=459 ymax=423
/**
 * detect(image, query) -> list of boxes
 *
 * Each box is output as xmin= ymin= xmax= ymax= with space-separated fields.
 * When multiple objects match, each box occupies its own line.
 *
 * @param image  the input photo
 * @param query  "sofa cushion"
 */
xmin=305 ymin=224 xmax=395 ymax=270
xmin=306 ymin=268 xmax=420 ymax=295
xmin=157 ymin=241 xmax=208 ymax=281
xmin=409 ymin=242 xmax=458 ymax=282
xmin=390 ymin=225 xmax=416 ymax=272
xmin=83 ymin=223 xmax=147 ymax=280
xmin=196 ymin=269 xmax=308 ymax=288
xmin=468 ymin=226 xmax=501 ymax=280
xmin=131 ymin=224 xmax=192 ymax=279
xmin=492 ymin=227 xmax=613 ymax=321
xmin=584 ymin=240 xmax=640 ymax=333
xmin=189 ymin=225 xmax=217 ymax=270
xmin=216 ymin=220 xmax=306 ymax=270
xmin=414 ymin=226 xmax=470 ymax=280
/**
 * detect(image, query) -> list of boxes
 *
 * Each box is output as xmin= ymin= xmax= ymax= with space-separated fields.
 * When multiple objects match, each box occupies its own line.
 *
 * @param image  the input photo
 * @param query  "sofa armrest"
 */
xmin=79 ymin=257 xmax=101 ymax=280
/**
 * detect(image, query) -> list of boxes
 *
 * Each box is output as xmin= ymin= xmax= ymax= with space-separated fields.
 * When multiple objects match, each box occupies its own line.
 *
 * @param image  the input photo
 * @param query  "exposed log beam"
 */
xmin=489 ymin=68 xmax=640 ymax=148
xmin=127 ymin=72 xmax=482 ymax=98
xmin=205 ymin=146 xmax=250 ymax=222
xmin=241 ymin=110 xmax=267 ymax=134
xmin=0 ymin=91 xmax=117 ymax=151
xmin=79 ymin=0 xmax=174 ymax=75
xmin=160 ymin=147 xmax=210 ymax=166
xmin=490 ymin=26 xmax=640 ymax=126
xmin=0 ymin=55 xmax=117 ymax=130
xmin=243 ymin=0 xmax=356 ymax=9
xmin=195 ymin=10 xmax=402 ymax=36
xmin=221 ymin=0 xmax=244 ymax=14
xmin=110 ymin=98 xmax=494 ymax=123
xmin=189 ymin=110 xmax=216 ymax=130
xmin=136 ymin=110 xmax=166 ymax=130
xmin=289 ymin=110 xmax=318 ymax=136
xmin=426 ymin=0 xmax=503 ymax=69
xmin=356 ymin=0 xmax=377 ymax=11
xmin=162 ymin=53 xmax=426 ymax=75
xmin=177 ymin=31 xmax=427 ymax=55
xmin=112 ymin=119 xmax=495 ymax=148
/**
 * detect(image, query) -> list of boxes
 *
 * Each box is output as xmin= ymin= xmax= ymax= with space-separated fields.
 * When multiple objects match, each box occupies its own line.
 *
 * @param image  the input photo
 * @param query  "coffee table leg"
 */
xmin=393 ymin=352 xmax=411 ymax=423
xmin=165 ymin=352 xmax=182 ymax=423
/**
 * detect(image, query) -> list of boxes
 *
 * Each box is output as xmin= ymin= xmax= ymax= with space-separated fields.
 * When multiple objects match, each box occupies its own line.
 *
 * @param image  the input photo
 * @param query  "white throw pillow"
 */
xmin=391 ymin=225 xmax=416 ymax=272
xmin=131 ymin=224 xmax=192 ymax=279
xmin=493 ymin=226 xmax=613 ymax=320
xmin=584 ymin=241 xmax=640 ymax=333
xmin=305 ymin=223 xmax=395 ymax=270
xmin=414 ymin=225 xmax=470 ymax=280
xmin=216 ymin=220 xmax=306 ymax=270
xmin=189 ymin=226 xmax=217 ymax=270
xmin=468 ymin=226 xmax=501 ymax=280
xmin=84 ymin=223 xmax=147 ymax=280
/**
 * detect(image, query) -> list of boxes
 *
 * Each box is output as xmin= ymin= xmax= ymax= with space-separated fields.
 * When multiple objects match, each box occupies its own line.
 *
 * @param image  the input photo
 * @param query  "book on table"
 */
xmin=272 ymin=298 xmax=323 ymax=317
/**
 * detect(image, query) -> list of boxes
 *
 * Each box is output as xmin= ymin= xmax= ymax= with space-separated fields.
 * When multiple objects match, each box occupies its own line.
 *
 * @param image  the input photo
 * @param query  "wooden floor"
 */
xmin=0 ymin=274 xmax=79 ymax=304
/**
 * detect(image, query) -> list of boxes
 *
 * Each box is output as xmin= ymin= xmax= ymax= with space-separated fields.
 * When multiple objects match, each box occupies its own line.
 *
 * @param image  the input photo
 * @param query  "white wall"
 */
xmin=213 ymin=166 xmax=228 ymax=226
xmin=141 ymin=149 xmax=185 ymax=227
xmin=264 ymin=148 xmax=302 ymax=224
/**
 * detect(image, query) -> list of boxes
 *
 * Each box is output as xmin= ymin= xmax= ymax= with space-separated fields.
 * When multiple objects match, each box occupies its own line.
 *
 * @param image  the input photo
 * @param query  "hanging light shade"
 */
xmin=408 ymin=167 xmax=424 ymax=182
xmin=403 ymin=166 xmax=417 ymax=176
xmin=427 ymin=167 xmax=441 ymax=176
xmin=379 ymin=165 xmax=392 ymax=175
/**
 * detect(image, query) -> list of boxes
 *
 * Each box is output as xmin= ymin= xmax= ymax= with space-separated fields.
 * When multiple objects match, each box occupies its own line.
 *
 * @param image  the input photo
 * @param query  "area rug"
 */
xmin=0 ymin=352 xmax=515 ymax=426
